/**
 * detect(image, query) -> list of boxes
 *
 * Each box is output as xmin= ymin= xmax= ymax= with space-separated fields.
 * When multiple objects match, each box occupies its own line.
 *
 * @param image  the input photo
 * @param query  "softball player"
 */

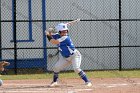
xmin=46 ymin=22 xmax=92 ymax=87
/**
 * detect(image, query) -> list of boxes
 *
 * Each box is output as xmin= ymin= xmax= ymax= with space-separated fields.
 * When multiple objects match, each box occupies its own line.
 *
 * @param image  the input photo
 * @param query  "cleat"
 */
xmin=49 ymin=82 xmax=58 ymax=87
xmin=85 ymin=82 xmax=92 ymax=87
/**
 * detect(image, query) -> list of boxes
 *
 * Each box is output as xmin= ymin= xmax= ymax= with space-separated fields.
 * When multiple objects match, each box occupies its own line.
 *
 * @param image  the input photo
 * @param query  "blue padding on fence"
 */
xmin=5 ymin=58 xmax=47 ymax=69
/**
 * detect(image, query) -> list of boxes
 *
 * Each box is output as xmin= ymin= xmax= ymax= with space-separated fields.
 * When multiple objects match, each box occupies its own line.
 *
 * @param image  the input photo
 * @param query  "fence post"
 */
xmin=13 ymin=0 xmax=17 ymax=74
xmin=42 ymin=0 xmax=47 ymax=71
xmin=119 ymin=0 xmax=122 ymax=71
xmin=0 ymin=0 xmax=2 ymax=60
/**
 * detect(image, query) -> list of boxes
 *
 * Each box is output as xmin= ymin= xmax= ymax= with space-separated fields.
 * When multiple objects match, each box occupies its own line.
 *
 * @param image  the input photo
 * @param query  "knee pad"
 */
xmin=74 ymin=68 xmax=82 ymax=73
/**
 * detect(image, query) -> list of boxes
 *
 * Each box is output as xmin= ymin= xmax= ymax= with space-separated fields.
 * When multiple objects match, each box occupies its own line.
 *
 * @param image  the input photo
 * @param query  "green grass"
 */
xmin=90 ymin=70 xmax=140 ymax=78
xmin=1 ymin=70 xmax=140 ymax=80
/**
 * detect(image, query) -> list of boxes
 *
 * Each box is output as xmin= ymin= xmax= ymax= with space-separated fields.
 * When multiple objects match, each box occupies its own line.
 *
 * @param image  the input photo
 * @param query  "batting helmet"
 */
xmin=55 ymin=23 xmax=69 ymax=32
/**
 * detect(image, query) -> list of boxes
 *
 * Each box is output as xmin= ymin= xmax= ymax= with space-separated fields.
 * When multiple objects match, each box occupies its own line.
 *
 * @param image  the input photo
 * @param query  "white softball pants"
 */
xmin=53 ymin=49 xmax=82 ymax=73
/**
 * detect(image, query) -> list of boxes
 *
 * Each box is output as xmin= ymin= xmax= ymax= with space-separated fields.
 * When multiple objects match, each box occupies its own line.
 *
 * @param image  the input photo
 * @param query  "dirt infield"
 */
xmin=0 ymin=78 xmax=140 ymax=93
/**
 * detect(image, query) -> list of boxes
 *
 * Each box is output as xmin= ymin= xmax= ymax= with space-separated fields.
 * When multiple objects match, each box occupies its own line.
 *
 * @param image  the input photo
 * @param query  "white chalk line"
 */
xmin=2 ymin=82 xmax=140 ymax=88
xmin=0 ymin=88 xmax=93 ymax=93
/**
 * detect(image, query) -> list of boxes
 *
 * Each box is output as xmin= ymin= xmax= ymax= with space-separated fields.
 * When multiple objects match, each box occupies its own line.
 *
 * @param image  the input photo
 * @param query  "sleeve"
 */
xmin=52 ymin=33 xmax=59 ymax=39
xmin=65 ymin=37 xmax=73 ymax=46
xmin=57 ymin=36 xmax=68 ymax=42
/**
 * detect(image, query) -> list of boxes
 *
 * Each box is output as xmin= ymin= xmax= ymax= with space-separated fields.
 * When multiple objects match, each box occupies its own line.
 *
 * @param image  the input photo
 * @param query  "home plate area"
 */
xmin=0 ymin=78 xmax=140 ymax=93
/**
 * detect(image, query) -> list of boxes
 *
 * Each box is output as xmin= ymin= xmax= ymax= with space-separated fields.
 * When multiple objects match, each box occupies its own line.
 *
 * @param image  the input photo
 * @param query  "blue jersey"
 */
xmin=52 ymin=33 xmax=75 ymax=58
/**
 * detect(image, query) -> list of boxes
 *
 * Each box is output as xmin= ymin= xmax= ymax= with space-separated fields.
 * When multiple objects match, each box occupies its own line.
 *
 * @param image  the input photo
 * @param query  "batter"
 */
xmin=46 ymin=23 xmax=92 ymax=87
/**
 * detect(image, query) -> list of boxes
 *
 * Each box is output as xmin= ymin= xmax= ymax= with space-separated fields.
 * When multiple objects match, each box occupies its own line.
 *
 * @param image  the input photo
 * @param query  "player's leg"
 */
xmin=71 ymin=50 xmax=92 ymax=86
xmin=50 ymin=55 xmax=71 ymax=86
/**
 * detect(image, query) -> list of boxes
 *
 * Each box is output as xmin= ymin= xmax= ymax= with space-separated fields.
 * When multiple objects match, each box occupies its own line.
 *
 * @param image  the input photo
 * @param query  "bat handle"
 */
xmin=66 ymin=18 xmax=80 ymax=26
xmin=76 ymin=18 xmax=80 ymax=22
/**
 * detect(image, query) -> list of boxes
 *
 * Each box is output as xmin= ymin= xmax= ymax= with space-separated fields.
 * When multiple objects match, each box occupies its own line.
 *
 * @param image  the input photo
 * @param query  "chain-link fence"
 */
xmin=0 ymin=0 xmax=140 ymax=74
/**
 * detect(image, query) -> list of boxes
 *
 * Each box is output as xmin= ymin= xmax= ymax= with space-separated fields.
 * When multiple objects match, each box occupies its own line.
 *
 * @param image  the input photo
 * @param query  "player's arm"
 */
xmin=50 ymin=39 xmax=60 ymax=44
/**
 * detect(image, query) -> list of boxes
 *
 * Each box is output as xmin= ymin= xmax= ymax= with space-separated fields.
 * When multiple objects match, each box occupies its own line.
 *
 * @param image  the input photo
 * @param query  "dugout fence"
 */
xmin=0 ymin=0 xmax=140 ymax=74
